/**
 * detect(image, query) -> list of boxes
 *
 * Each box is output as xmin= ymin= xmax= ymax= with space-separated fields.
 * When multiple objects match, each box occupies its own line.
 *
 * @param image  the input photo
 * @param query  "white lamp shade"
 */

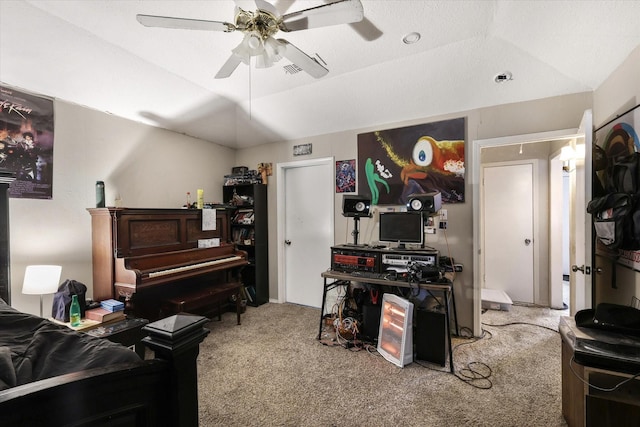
xmin=22 ymin=265 xmax=62 ymax=295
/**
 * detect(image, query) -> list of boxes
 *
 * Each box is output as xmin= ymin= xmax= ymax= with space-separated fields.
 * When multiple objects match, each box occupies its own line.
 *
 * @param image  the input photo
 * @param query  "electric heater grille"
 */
xmin=377 ymin=293 xmax=413 ymax=367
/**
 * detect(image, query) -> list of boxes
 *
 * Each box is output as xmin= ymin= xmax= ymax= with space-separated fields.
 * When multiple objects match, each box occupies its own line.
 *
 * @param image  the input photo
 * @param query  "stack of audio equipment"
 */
xmin=330 ymin=245 xmax=438 ymax=277
xmin=330 ymin=245 xmax=381 ymax=273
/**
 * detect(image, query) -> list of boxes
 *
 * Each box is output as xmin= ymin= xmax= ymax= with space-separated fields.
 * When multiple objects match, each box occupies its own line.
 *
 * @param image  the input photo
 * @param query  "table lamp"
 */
xmin=22 ymin=265 xmax=62 ymax=317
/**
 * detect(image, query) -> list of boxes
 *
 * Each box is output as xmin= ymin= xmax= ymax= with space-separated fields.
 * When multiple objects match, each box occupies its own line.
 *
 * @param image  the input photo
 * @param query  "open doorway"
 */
xmin=471 ymin=128 xmax=581 ymax=336
xmin=481 ymin=142 xmax=571 ymax=308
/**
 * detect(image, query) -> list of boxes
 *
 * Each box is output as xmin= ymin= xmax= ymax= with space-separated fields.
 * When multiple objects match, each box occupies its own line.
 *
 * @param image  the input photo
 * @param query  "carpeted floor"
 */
xmin=197 ymin=302 xmax=569 ymax=426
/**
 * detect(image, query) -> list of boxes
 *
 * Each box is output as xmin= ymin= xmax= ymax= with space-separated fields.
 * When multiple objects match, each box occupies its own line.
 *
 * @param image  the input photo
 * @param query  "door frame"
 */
xmin=276 ymin=157 xmax=335 ymax=303
xmin=481 ymin=159 xmax=539 ymax=304
xmin=549 ymin=148 xmax=567 ymax=310
xmin=471 ymin=128 xmax=579 ymax=336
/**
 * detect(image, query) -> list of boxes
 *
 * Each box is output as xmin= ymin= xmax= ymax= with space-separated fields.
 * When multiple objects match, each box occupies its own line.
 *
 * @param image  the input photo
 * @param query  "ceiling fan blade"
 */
xmin=136 ymin=14 xmax=235 ymax=32
xmin=279 ymin=39 xmax=328 ymax=79
xmin=232 ymin=0 xmax=256 ymax=11
xmin=254 ymin=0 xmax=279 ymax=15
xmin=349 ymin=17 xmax=382 ymax=41
xmin=280 ymin=0 xmax=364 ymax=32
xmin=215 ymin=54 xmax=245 ymax=79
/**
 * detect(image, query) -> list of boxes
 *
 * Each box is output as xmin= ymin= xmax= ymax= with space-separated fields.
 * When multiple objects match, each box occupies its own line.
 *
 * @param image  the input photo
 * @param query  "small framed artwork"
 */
xmin=336 ymin=159 xmax=356 ymax=193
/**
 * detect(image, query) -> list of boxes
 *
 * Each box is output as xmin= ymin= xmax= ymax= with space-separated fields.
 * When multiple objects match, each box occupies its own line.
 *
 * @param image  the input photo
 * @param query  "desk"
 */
xmin=559 ymin=316 xmax=640 ymax=426
xmin=319 ymin=270 xmax=459 ymax=372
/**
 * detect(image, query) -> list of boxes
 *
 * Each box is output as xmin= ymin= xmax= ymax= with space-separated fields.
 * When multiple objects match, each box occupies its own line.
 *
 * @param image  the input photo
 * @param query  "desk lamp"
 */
xmin=22 ymin=265 xmax=62 ymax=317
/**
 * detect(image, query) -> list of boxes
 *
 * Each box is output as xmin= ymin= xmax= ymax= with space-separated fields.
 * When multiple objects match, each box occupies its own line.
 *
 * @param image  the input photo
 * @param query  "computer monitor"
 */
xmin=379 ymin=212 xmax=424 ymax=249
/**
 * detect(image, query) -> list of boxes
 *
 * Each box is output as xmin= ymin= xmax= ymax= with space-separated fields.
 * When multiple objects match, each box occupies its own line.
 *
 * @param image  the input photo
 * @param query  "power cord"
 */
xmin=569 ymin=356 xmax=640 ymax=392
xmin=482 ymin=321 xmax=559 ymax=334
xmin=415 ymin=326 xmax=495 ymax=389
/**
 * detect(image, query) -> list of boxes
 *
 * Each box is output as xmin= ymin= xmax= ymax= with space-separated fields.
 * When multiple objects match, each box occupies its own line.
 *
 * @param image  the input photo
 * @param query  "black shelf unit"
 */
xmin=223 ymin=184 xmax=268 ymax=306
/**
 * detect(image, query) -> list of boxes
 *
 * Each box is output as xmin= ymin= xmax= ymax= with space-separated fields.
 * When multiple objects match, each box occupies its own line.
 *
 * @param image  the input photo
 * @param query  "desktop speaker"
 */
xmin=342 ymin=195 xmax=372 ymax=217
xmin=407 ymin=191 xmax=442 ymax=214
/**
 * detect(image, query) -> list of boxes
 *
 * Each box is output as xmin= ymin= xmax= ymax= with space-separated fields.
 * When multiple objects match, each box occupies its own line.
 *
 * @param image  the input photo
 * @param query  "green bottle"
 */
xmin=70 ymin=294 xmax=81 ymax=327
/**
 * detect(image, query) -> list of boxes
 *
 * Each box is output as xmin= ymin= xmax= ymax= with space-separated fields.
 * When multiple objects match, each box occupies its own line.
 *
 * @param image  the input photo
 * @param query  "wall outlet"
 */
xmin=439 ymin=221 xmax=447 ymax=229
xmin=439 ymin=209 xmax=448 ymax=221
xmin=425 ymin=226 xmax=436 ymax=234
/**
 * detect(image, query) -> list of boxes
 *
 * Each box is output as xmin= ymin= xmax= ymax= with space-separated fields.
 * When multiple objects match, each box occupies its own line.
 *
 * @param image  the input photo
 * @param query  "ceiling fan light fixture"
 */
xmin=247 ymin=34 xmax=262 ymax=49
xmin=263 ymin=37 xmax=284 ymax=62
xmin=138 ymin=0 xmax=365 ymax=79
xmin=233 ymin=33 xmax=265 ymax=62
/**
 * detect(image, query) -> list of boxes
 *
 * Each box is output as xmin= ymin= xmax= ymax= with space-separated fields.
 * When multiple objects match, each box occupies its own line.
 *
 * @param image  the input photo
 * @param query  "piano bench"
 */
xmin=161 ymin=281 xmax=242 ymax=325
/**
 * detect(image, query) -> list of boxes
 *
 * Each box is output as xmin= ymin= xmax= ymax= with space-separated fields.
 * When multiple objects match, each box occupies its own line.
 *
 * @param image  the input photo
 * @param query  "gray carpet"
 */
xmin=197 ymin=302 xmax=569 ymax=426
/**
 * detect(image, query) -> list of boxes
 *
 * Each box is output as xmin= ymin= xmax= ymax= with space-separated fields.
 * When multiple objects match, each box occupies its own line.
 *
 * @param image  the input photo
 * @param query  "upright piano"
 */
xmin=88 ymin=208 xmax=247 ymax=319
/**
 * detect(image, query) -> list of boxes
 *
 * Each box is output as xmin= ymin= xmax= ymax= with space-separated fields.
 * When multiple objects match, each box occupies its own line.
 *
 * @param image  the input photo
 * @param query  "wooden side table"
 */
xmin=86 ymin=317 xmax=149 ymax=358
xmin=559 ymin=316 xmax=640 ymax=426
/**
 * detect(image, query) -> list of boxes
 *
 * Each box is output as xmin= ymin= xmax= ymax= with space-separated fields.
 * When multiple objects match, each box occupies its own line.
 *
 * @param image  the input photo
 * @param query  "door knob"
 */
xmin=524 ymin=238 xmax=531 ymax=245
xmin=572 ymin=265 xmax=584 ymax=273
xmin=285 ymin=240 xmax=291 ymax=245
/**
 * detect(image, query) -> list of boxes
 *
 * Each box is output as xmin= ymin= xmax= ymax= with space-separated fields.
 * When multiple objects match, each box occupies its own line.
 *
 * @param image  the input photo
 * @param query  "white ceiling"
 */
xmin=1 ymin=0 xmax=639 ymax=149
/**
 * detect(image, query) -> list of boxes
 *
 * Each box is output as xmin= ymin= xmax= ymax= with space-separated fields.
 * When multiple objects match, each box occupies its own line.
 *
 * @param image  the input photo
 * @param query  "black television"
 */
xmin=379 ymin=212 xmax=424 ymax=249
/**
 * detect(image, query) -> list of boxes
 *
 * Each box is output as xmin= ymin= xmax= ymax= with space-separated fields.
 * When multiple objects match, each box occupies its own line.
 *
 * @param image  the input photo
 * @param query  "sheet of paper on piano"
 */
xmin=202 ymin=208 xmax=217 ymax=231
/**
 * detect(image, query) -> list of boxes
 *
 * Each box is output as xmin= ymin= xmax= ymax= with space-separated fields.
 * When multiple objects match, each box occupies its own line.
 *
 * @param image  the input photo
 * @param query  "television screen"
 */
xmin=379 ymin=212 xmax=423 ymax=248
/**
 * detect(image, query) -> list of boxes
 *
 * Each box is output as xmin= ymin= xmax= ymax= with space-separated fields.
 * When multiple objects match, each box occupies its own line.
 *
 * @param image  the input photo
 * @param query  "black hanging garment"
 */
xmin=51 ymin=279 xmax=87 ymax=322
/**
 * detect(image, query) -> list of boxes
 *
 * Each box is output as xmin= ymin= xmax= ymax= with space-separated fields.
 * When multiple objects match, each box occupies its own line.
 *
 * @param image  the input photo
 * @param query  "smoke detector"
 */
xmin=494 ymin=71 xmax=513 ymax=83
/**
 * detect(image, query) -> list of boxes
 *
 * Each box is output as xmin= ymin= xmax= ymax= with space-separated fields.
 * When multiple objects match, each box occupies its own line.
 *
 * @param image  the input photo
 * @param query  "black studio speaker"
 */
xmin=415 ymin=308 xmax=448 ymax=366
xmin=407 ymin=191 xmax=442 ymax=214
xmin=342 ymin=195 xmax=372 ymax=217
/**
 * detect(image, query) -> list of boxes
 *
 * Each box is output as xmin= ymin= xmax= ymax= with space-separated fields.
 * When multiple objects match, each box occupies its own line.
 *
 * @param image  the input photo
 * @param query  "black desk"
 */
xmin=319 ymin=270 xmax=459 ymax=372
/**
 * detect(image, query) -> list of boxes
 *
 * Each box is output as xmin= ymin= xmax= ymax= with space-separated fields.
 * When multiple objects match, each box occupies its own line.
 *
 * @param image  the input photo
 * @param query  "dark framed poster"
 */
xmin=357 ymin=117 xmax=465 ymax=205
xmin=336 ymin=159 xmax=356 ymax=193
xmin=593 ymin=103 xmax=640 ymax=271
xmin=0 ymin=85 xmax=54 ymax=199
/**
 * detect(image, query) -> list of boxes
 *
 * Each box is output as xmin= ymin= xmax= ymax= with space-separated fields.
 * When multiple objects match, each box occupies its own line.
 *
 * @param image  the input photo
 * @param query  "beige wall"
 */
xmin=9 ymin=99 xmax=235 ymax=315
xmin=236 ymin=92 xmax=593 ymax=330
xmin=593 ymin=45 xmax=640 ymax=305
xmin=9 ymin=44 xmax=637 ymax=326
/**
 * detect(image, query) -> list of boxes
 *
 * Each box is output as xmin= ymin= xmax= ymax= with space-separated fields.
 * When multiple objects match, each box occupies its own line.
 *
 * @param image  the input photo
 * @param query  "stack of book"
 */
xmin=85 ymin=299 xmax=125 ymax=323
xmin=100 ymin=299 xmax=125 ymax=312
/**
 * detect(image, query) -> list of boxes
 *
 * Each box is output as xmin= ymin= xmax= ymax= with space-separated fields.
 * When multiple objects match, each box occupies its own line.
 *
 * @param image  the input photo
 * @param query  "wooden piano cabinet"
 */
xmin=88 ymin=207 xmax=117 ymax=302
xmin=88 ymin=207 xmax=232 ymax=302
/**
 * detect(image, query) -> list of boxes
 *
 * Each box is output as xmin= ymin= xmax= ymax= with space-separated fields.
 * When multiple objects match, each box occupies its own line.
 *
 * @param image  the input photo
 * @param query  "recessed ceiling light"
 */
xmin=402 ymin=32 xmax=421 ymax=44
xmin=494 ymin=71 xmax=513 ymax=83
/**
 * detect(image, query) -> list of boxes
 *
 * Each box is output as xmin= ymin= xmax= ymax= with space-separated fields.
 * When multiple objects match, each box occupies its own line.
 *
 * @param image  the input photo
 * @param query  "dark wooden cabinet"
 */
xmin=223 ymin=184 xmax=268 ymax=306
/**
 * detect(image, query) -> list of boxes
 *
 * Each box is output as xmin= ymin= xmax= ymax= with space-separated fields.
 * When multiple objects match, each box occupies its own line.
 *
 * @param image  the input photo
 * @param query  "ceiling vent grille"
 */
xmin=284 ymin=64 xmax=303 ymax=75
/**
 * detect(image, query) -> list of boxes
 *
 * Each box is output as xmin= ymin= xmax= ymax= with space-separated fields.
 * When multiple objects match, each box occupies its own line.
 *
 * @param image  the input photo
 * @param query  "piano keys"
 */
xmin=88 ymin=207 xmax=246 ymax=319
xmin=147 ymin=254 xmax=243 ymax=278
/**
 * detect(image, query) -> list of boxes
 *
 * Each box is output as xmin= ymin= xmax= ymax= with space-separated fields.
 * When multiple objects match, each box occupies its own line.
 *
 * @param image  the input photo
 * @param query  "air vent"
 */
xmin=284 ymin=64 xmax=303 ymax=75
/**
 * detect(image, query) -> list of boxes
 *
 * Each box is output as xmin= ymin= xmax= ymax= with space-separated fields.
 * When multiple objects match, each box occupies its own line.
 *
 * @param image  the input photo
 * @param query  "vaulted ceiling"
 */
xmin=1 ymin=0 xmax=639 ymax=148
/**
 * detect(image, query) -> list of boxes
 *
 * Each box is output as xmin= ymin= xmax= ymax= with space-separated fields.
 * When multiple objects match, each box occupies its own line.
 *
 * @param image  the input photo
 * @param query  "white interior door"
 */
xmin=278 ymin=158 xmax=333 ymax=308
xmin=482 ymin=161 xmax=535 ymax=303
xmin=569 ymin=110 xmax=593 ymax=314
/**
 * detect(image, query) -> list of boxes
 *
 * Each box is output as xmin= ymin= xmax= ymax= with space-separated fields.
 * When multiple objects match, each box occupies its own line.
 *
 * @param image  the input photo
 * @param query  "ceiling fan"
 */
xmin=136 ymin=0 xmax=364 ymax=79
